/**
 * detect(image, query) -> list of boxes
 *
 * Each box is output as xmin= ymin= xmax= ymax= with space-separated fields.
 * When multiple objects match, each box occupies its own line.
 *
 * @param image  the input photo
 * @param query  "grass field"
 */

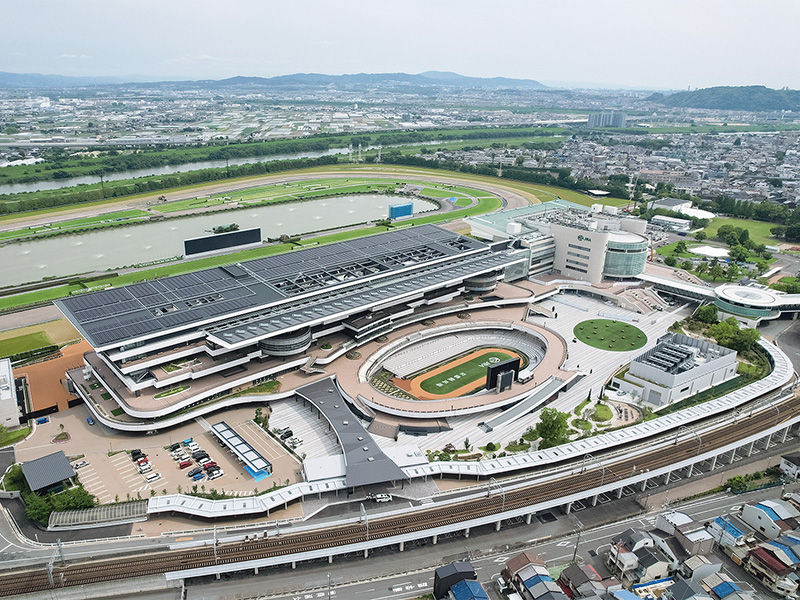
xmin=0 ymin=319 xmax=79 ymax=346
xmin=703 ymin=217 xmax=777 ymax=246
xmin=0 ymin=331 xmax=51 ymax=358
xmin=418 ymin=350 xmax=514 ymax=394
xmin=573 ymin=320 xmax=647 ymax=352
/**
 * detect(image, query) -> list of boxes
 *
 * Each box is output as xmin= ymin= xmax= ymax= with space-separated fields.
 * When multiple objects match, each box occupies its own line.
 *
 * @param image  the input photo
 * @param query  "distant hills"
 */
xmin=0 ymin=70 xmax=547 ymax=90
xmin=649 ymin=85 xmax=800 ymax=112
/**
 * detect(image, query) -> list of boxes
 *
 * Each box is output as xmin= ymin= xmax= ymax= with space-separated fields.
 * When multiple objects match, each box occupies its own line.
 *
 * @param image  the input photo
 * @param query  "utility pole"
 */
xmin=571 ymin=515 xmax=584 ymax=563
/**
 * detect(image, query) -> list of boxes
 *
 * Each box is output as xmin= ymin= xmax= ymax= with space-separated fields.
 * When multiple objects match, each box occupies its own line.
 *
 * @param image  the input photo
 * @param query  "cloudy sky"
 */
xmin=4 ymin=0 xmax=799 ymax=89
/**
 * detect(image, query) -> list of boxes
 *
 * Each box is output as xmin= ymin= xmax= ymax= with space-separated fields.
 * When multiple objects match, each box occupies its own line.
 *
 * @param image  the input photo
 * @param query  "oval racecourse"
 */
xmin=393 ymin=347 xmax=524 ymax=400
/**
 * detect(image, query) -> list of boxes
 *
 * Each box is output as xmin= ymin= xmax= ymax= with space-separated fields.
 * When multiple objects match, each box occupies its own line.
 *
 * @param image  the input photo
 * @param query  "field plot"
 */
xmin=393 ymin=347 xmax=522 ymax=400
xmin=573 ymin=319 xmax=647 ymax=351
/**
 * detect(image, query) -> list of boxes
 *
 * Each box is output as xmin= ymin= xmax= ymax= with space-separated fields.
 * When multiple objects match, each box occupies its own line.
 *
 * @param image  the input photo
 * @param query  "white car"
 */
xmin=72 ymin=461 xmax=89 ymax=470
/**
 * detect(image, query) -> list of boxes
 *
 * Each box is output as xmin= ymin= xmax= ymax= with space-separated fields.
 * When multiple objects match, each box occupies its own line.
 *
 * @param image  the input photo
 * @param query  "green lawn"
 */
xmin=573 ymin=320 xmax=647 ymax=352
xmin=703 ymin=218 xmax=777 ymax=246
xmin=593 ymin=403 xmax=613 ymax=421
xmin=454 ymin=198 xmax=473 ymax=207
xmin=0 ymin=426 xmax=31 ymax=449
xmin=419 ymin=350 xmax=514 ymax=395
xmin=0 ymin=332 xmax=52 ymax=358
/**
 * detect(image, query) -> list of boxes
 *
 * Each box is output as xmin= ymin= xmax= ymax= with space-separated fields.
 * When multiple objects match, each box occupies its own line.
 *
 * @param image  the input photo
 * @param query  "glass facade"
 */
xmin=714 ymin=298 xmax=774 ymax=318
xmin=603 ymin=239 xmax=648 ymax=278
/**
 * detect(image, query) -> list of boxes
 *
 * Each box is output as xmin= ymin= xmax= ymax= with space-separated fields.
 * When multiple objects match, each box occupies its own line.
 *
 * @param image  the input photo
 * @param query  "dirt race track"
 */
xmin=392 ymin=347 xmax=522 ymax=401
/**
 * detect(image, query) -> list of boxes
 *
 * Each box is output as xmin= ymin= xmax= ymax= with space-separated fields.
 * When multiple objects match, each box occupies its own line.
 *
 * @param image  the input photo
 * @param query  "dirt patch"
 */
xmin=14 ymin=340 xmax=91 ymax=411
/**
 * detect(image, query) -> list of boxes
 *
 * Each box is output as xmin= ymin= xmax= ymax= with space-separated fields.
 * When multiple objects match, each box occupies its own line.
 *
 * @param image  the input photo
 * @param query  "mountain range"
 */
xmin=0 ymin=70 xmax=547 ymax=90
xmin=649 ymin=85 xmax=800 ymax=112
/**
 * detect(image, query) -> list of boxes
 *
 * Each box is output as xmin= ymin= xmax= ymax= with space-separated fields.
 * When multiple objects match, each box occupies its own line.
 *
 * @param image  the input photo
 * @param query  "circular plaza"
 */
xmin=342 ymin=319 xmax=569 ymax=419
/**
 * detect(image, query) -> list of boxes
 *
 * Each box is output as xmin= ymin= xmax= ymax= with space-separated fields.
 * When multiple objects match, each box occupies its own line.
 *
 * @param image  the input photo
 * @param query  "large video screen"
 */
xmin=184 ymin=228 xmax=261 ymax=256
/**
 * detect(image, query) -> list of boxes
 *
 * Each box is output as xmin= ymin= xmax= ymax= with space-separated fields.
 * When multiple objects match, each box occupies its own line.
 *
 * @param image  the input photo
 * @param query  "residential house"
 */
xmin=780 ymin=454 xmax=800 ymax=479
xmin=743 ymin=545 xmax=799 ymax=598
xmin=740 ymin=500 xmax=800 ymax=540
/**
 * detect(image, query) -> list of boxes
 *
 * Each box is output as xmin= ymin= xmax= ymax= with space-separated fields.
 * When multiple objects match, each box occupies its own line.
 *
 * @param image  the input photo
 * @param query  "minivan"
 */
xmin=178 ymin=460 xmax=192 ymax=469
xmin=138 ymin=464 xmax=152 ymax=474
xmin=182 ymin=438 xmax=193 ymax=446
xmin=145 ymin=472 xmax=161 ymax=483
xmin=169 ymin=443 xmax=180 ymax=452
xmin=198 ymin=457 xmax=212 ymax=465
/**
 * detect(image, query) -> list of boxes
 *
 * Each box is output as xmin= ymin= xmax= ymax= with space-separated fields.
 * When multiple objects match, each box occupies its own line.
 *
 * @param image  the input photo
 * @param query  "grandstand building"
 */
xmin=55 ymin=225 xmax=532 ymax=423
xmin=466 ymin=200 xmax=649 ymax=284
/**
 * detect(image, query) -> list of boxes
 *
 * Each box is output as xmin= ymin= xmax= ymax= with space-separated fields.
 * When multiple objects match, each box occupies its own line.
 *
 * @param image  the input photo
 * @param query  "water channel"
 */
xmin=2 ymin=194 xmax=437 ymax=286
xmin=0 ymin=140 xmax=452 ymax=195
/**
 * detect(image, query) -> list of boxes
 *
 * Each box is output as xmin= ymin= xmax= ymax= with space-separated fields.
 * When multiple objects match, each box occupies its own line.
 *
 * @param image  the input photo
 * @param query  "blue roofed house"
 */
xmin=707 ymin=515 xmax=754 ymax=548
xmin=740 ymin=499 xmax=800 ymax=540
xmin=448 ymin=579 xmax=489 ymax=600
xmin=700 ymin=572 xmax=756 ymax=599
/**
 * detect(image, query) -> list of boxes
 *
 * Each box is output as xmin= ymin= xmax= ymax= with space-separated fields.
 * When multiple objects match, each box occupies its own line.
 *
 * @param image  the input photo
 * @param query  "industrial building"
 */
xmin=55 ymin=225 xmax=531 ymax=422
xmin=651 ymin=214 xmax=692 ymax=232
xmin=610 ymin=333 xmax=737 ymax=408
xmin=466 ymin=200 xmax=650 ymax=284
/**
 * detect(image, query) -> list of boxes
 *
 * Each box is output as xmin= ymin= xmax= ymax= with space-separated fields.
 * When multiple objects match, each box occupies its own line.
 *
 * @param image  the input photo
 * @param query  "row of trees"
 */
xmin=693 ymin=307 xmax=762 ymax=353
xmin=0 ymin=155 xmax=340 ymax=216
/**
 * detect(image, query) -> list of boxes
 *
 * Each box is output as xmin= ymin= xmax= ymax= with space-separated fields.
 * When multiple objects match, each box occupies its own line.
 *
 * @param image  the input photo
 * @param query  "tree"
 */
xmin=709 ymin=263 xmax=725 ymax=281
xmin=725 ymin=264 xmax=741 ymax=281
xmin=664 ymin=256 xmax=678 ymax=267
xmin=464 ymin=437 xmax=470 ymax=451
xmin=23 ymin=492 xmax=50 ymax=523
xmin=681 ymin=260 xmax=693 ymax=271
xmin=694 ymin=231 xmax=707 ymax=242
xmin=695 ymin=262 xmax=708 ymax=275
xmin=535 ymin=407 xmax=570 ymax=449
xmin=694 ymin=305 xmax=719 ymax=324
xmin=728 ymin=245 xmax=749 ymax=263
xmin=675 ymin=241 xmax=688 ymax=254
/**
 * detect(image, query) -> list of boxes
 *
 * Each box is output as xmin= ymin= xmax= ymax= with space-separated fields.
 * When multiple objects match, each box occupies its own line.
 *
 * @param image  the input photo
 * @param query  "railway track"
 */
xmin=2 ymin=393 xmax=797 ymax=596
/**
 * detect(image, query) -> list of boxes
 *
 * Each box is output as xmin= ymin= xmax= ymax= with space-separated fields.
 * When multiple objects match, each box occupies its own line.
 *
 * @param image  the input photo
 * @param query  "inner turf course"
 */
xmin=393 ymin=348 xmax=520 ymax=400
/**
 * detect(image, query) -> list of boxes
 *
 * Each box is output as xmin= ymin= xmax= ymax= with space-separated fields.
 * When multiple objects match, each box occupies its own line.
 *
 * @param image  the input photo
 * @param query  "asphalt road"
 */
xmin=184 ymin=485 xmax=796 ymax=600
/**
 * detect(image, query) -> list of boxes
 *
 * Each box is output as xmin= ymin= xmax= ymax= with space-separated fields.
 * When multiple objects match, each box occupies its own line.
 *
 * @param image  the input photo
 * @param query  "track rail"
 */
xmin=2 ymin=390 xmax=798 ymax=597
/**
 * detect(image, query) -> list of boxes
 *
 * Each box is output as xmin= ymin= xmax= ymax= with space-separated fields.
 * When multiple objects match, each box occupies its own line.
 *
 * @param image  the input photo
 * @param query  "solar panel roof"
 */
xmin=55 ymin=225 xmax=490 ymax=349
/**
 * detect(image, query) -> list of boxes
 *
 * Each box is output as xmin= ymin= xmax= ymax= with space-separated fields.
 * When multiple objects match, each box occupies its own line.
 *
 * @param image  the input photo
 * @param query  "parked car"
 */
xmin=72 ymin=461 xmax=89 ymax=470
xmin=208 ymin=470 xmax=224 ymax=480
xmin=36 ymin=417 xmax=49 ymax=425
xmin=169 ymin=443 xmax=180 ymax=452
xmin=202 ymin=462 xmax=217 ymax=471
xmin=192 ymin=451 xmax=208 ymax=460
xmin=280 ymin=429 xmax=294 ymax=440
xmin=198 ymin=457 xmax=212 ymax=465
xmin=182 ymin=438 xmax=193 ymax=446
xmin=86 ymin=416 xmax=95 ymax=426
xmin=178 ymin=460 xmax=192 ymax=469
xmin=192 ymin=472 xmax=206 ymax=481
xmin=368 ymin=493 xmax=393 ymax=503
xmin=187 ymin=467 xmax=202 ymax=477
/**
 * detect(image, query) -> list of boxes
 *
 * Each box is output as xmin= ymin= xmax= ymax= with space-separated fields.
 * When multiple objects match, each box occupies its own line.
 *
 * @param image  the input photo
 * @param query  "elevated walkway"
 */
xmin=48 ymin=500 xmax=148 ymax=530
xmin=481 ymin=375 xmax=574 ymax=432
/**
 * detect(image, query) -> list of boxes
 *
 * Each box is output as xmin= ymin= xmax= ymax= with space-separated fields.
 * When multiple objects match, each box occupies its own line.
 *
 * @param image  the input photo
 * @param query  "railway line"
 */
xmin=2 ymin=388 xmax=798 ymax=597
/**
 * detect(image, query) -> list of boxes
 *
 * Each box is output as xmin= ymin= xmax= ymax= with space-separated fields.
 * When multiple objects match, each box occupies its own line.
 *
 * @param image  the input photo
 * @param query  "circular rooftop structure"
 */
xmin=716 ymin=284 xmax=781 ymax=308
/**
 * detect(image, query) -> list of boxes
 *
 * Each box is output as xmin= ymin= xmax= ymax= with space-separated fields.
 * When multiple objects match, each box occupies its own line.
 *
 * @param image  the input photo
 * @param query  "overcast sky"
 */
xmin=4 ymin=0 xmax=799 ymax=90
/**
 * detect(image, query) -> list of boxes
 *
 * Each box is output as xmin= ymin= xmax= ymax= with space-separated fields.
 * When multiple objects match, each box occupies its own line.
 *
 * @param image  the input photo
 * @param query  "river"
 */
xmin=2 ymin=194 xmax=437 ymax=286
xmin=0 ymin=141 xmax=451 ymax=196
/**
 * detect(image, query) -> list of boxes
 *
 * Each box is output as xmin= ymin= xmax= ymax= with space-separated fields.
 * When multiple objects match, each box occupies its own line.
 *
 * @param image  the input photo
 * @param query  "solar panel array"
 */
xmin=56 ymin=225 xmax=490 ymax=348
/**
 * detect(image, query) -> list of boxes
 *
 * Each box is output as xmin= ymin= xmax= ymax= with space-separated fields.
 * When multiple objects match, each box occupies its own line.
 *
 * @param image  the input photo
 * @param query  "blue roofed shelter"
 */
xmin=21 ymin=451 xmax=75 ymax=493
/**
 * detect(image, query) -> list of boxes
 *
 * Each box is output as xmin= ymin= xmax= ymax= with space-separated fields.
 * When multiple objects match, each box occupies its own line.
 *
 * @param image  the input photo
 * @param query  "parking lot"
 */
xmin=14 ymin=403 xmax=307 ymax=503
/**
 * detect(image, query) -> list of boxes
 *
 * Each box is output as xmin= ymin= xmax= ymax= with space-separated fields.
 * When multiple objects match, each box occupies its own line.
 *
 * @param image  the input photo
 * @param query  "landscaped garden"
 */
xmin=573 ymin=320 xmax=647 ymax=351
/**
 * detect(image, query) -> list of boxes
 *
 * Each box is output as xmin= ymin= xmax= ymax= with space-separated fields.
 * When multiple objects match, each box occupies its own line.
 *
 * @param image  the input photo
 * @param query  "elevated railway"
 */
xmin=2 ymin=383 xmax=799 ymax=597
